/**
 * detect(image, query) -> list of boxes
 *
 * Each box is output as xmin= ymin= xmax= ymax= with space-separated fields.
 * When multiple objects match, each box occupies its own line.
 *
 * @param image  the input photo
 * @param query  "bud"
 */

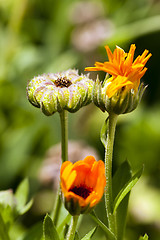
xmin=85 ymin=44 xmax=151 ymax=115
xmin=27 ymin=69 xmax=94 ymax=116
xmin=93 ymin=77 xmax=147 ymax=114
xmin=60 ymin=156 xmax=106 ymax=215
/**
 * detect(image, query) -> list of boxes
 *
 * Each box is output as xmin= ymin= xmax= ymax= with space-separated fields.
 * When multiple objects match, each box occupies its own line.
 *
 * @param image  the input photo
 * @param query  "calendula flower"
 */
xmin=85 ymin=44 xmax=151 ymax=114
xmin=60 ymin=156 xmax=106 ymax=215
xmin=85 ymin=44 xmax=151 ymax=98
xmin=27 ymin=69 xmax=94 ymax=116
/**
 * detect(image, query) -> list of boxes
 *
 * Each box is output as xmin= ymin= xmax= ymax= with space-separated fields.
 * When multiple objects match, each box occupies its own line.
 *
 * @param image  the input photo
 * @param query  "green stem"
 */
xmin=52 ymin=110 xmax=68 ymax=225
xmin=66 ymin=215 xmax=79 ymax=240
xmin=60 ymin=110 xmax=68 ymax=163
xmin=104 ymin=113 xmax=118 ymax=235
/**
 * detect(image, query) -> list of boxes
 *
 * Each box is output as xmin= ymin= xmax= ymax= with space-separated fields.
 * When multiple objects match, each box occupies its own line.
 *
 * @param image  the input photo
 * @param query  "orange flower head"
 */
xmin=60 ymin=156 xmax=106 ymax=215
xmin=85 ymin=44 xmax=151 ymax=98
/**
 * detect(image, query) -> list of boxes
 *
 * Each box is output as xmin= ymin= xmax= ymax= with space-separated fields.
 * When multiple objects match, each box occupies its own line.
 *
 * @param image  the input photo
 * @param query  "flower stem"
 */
xmin=66 ymin=215 xmax=79 ymax=240
xmin=52 ymin=110 xmax=68 ymax=225
xmin=60 ymin=110 xmax=68 ymax=163
xmin=104 ymin=113 xmax=118 ymax=235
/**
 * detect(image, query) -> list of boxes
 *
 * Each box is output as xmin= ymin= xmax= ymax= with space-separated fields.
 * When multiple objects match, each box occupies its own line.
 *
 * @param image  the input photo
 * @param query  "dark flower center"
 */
xmin=54 ymin=77 xmax=72 ymax=88
xmin=69 ymin=185 xmax=93 ymax=199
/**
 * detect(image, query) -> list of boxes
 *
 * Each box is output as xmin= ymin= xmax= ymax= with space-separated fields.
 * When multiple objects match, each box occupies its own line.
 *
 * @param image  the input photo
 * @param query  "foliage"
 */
xmin=0 ymin=0 xmax=160 ymax=239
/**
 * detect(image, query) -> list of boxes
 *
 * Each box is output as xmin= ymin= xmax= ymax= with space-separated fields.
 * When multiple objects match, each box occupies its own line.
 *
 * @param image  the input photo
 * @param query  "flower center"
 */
xmin=54 ymin=77 xmax=72 ymax=88
xmin=69 ymin=185 xmax=93 ymax=199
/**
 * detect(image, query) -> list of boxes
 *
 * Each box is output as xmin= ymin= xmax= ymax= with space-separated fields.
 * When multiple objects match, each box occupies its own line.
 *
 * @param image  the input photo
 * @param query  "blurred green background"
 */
xmin=0 ymin=0 xmax=160 ymax=239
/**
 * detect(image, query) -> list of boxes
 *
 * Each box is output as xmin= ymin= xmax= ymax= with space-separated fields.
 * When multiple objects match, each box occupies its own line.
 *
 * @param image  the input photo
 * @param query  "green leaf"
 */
xmin=0 ymin=213 xmax=10 ymax=240
xmin=139 ymin=234 xmax=149 ymax=240
xmin=19 ymin=198 xmax=33 ymax=215
xmin=113 ymin=161 xmax=132 ymax=240
xmin=15 ymin=178 xmax=29 ymax=212
xmin=113 ymin=166 xmax=143 ymax=214
xmin=43 ymin=214 xmax=60 ymax=240
xmin=81 ymin=227 xmax=97 ymax=240
xmin=100 ymin=117 xmax=109 ymax=147
xmin=89 ymin=211 xmax=116 ymax=240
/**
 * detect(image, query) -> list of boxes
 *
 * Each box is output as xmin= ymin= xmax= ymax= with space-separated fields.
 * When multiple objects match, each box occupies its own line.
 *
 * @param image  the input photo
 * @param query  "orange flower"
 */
xmin=85 ymin=44 xmax=151 ymax=98
xmin=60 ymin=156 xmax=106 ymax=215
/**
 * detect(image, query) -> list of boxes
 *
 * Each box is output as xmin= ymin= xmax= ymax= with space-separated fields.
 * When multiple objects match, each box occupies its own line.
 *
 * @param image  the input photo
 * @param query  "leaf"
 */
xmin=89 ymin=212 xmax=116 ymax=240
xmin=81 ymin=227 xmax=97 ymax=240
xmin=19 ymin=198 xmax=33 ymax=215
xmin=139 ymin=234 xmax=149 ymax=240
xmin=0 ymin=213 xmax=10 ymax=240
xmin=57 ymin=213 xmax=71 ymax=234
xmin=15 ymin=178 xmax=29 ymax=212
xmin=113 ymin=161 xmax=132 ymax=240
xmin=113 ymin=161 xmax=132 ymax=200
xmin=113 ymin=166 xmax=143 ymax=214
xmin=100 ymin=117 xmax=109 ymax=147
xmin=43 ymin=214 xmax=60 ymax=240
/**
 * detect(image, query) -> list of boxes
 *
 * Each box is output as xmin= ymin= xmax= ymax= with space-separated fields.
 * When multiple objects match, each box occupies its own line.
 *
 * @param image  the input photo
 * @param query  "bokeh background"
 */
xmin=0 ymin=0 xmax=160 ymax=239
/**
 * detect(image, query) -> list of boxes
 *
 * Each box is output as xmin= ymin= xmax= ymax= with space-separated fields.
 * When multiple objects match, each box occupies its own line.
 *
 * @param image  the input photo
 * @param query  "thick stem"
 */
xmin=105 ymin=113 xmax=118 ymax=235
xmin=52 ymin=111 xmax=68 ymax=225
xmin=66 ymin=215 xmax=79 ymax=240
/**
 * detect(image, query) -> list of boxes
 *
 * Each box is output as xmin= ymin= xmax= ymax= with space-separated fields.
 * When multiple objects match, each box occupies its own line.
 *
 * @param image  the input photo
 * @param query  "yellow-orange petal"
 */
xmin=106 ymin=75 xmax=133 ymax=98
xmin=60 ymin=156 xmax=106 ymax=215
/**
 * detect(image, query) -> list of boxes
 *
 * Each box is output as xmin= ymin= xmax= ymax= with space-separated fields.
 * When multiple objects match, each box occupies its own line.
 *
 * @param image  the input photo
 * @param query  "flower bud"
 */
xmin=93 ymin=77 xmax=147 ymax=114
xmin=27 ymin=69 xmax=94 ymax=116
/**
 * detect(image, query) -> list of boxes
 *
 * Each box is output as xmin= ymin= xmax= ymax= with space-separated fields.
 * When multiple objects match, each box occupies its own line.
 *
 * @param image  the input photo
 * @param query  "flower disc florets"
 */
xmin=27 ymin=69 xmax=94 ymax=116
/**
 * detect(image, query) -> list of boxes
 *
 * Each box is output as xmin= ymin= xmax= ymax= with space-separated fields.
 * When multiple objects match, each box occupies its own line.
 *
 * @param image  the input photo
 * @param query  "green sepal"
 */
xmin=112 ymin=161 xmax=132 ymax=240
xmin=92 ymin=76 xmax=147 ymax=115
xmin=113 ymin=165 xmax=143 ymax=214
xmin=43 ymin=214 xmax=60 ymax=240
xmin=139 ymin=233 xmax=149 ymax=240
xmin=81 ymin=227 xmax=97 ymax=240
xmin=64 ymin=197 xmax=92 ymax=216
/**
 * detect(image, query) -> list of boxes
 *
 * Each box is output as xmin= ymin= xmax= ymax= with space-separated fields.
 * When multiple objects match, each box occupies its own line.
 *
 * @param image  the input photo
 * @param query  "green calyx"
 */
xmin=64 ymin=197 xmax=93 ymax=216
xmin=93 ymin=77 xmax=147 ymax=115
xmin=27 ymin=69 xmax=94 ymax=116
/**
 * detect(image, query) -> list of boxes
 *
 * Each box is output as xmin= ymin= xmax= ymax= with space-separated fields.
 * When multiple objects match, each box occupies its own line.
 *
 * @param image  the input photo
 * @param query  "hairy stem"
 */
xmin=104 ymin=113 xmax=118 ymax=235
xmin=66 ymin=215 xmax=79 ymax=240
xmin=52 ymin=110 xmax=68 ymax=225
